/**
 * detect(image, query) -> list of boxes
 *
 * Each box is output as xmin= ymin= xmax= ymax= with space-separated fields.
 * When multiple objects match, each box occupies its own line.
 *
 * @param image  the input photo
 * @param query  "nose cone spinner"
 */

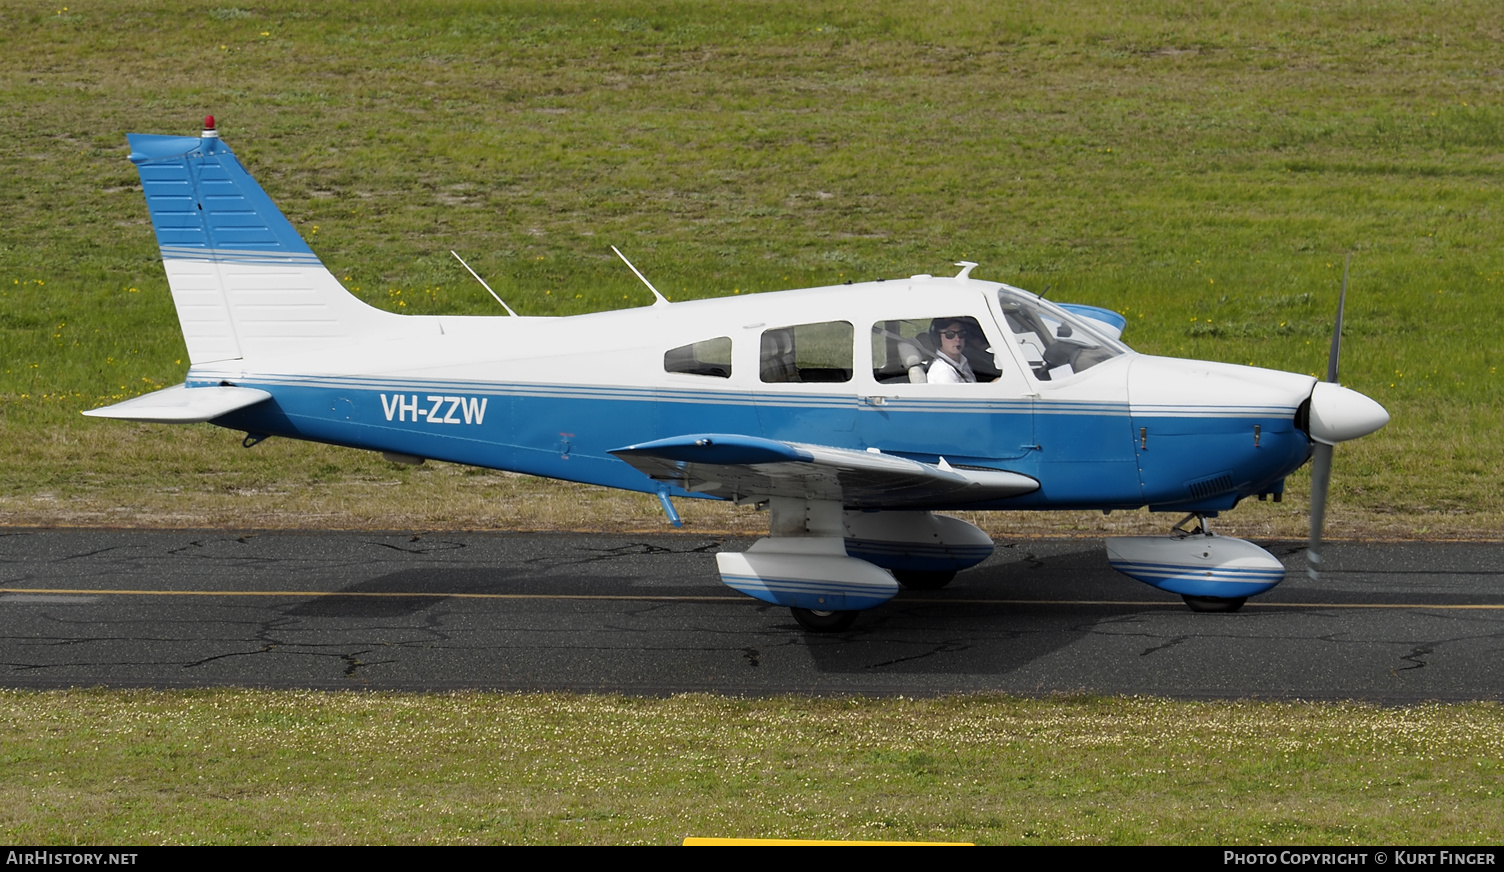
xmin=1306 ymin=383 xmax=1390 ymax=445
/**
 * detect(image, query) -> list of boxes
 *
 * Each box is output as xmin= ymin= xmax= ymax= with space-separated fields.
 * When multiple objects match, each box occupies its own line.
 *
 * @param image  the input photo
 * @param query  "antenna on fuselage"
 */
xmin=450 ymin=250 xmax=518 ymax=317
xmin=611 ymin=245 xmax=670 ymax=307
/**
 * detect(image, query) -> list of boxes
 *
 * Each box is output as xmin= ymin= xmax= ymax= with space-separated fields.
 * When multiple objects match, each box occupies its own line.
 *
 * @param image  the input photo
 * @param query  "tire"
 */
xmin=892 ymin=570 xmax=957 ymax=590
xmin=790 ymin=607 xmax=859 ymax=632
xmin=1181 ymin=595 xmax=1248 ymax=613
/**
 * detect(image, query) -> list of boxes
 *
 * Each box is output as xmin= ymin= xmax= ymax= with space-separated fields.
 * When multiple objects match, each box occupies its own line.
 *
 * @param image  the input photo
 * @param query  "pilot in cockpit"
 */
xmin=926 ymin=317 xmax=977 ymax=384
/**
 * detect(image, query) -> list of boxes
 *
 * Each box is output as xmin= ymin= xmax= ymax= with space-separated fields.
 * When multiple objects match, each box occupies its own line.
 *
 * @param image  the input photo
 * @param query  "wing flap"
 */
xmin=611 ymin=434 xmax=1037 ymax=507
xmin=83 ymin=384 xmax=272 ymax=424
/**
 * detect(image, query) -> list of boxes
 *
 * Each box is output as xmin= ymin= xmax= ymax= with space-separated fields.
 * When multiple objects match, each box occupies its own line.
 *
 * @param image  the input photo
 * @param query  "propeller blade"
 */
xmin=1310 ymin=253 xmax=1349 ymax=579
xmin=1326 ymin=253 xmax=1349 ymax=384
xmin=1307 ymin=441 xmax=1333 ymax=580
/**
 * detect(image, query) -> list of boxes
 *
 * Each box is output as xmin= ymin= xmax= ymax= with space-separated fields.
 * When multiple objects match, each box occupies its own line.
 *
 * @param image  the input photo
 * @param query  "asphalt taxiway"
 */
xmin=1 ymin=529 xmax=1500 ymax=699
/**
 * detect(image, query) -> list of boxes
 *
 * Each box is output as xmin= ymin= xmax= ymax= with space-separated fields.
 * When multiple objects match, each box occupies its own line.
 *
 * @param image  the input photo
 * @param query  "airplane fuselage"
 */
xmin=196 ymin=277 xmax=1314 ymax=515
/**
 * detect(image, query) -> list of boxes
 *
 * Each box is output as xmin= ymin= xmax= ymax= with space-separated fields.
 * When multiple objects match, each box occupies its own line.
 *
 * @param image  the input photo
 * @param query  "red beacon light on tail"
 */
xmin=202 ymin=115 xmax=218 ymax=139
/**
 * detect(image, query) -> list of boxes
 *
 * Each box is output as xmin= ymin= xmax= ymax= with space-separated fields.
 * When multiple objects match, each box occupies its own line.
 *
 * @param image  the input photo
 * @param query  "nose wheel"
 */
xmin=1171 ymin=514 xmax=1251 ymax=613
xmin=1181 ymin=594 xmax=1248 ymax=613
xmin=1105 ymin=513 xmax=1282 ymax=613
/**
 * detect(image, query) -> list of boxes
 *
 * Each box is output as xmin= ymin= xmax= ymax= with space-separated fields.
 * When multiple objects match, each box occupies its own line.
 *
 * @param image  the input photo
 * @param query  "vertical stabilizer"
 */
xmin=127 ymin=118 xmax=398 ymax=365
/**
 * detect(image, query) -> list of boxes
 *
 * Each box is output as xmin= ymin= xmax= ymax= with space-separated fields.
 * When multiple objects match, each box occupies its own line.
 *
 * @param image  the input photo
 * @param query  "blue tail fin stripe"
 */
xmin=127 ymin=132 xmax=318 ymax=260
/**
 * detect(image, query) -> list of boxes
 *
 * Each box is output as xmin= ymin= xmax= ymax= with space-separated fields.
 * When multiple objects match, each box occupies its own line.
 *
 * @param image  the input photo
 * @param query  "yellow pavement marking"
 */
xmin=683 ymin=837 xmax=972 ymax=845
xmin=0 ymin=588 xmax=733 ymax=602
xmin=2 ymin=588 xmax=1502 ymax=609
xmin=938 ymin=600 xmax=1504 ymax=609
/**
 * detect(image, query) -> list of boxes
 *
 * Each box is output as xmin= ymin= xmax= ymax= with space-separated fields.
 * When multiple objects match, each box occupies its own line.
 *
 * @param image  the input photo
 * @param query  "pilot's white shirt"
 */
xmin=928 ymin=352 xmax=976 ymax=384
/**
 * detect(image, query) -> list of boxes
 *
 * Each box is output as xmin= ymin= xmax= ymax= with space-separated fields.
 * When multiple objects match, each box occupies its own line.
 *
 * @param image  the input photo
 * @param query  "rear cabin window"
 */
xmin=664 ymin=336 xmax=733 ymax=378
xmin=760 ymin=321 xmax=853 ymax=383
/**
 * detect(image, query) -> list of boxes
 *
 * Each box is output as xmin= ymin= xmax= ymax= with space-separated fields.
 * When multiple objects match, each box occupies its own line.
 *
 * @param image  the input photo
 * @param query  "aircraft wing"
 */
xmin=610 ymin=434 xmax=1038 ymax=507
xmin=83 ymin=384 xmax=272 ymax=424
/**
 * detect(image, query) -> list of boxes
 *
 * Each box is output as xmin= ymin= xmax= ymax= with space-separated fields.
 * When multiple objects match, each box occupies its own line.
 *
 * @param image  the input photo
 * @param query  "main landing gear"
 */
xmin=716 ymin=501 xmax=994 ymax=633
xmin=791 ymin=568 xmax=959 ymax=632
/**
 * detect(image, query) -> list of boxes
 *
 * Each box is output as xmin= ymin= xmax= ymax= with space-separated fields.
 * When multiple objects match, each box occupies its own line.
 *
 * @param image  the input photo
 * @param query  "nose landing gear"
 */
xmin=1106 ymin=513 xmax=1284 ymax=612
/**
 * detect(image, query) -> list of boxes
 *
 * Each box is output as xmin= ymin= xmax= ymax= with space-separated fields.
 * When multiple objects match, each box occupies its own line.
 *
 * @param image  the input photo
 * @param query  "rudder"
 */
xmin=128 ymin=118 xmax=399 ymax=365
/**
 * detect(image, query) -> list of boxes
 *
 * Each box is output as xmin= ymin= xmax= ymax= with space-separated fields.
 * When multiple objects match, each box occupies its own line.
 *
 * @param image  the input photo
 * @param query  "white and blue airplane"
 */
xmin=87 ymin=119 xmax=1390 ymax=631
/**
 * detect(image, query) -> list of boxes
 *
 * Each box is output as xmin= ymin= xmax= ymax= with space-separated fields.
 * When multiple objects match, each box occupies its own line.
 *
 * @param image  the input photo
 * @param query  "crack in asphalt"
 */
xmin=185 ymin=644 xmax=278 ymax=668
xmin=1141 ymin=636 xmax=1190 ymax=657
xmin=366 ymin=536 xmax=468 ymax=555
xmin=2 ymin=657 xmax=89 ymax=672
xmin=4 ymin=601 xmax=460 ymax=678
xmin=866 ymin=639 xmax=970 ymax=669
xmin=341 ymin=650 xmax=398 ymax=678
xmin=1396 ymin=645 xmax=1433 ymax=672
xmin=523 ymin=540 xmax=726 ymax=569
xmin=55 ymin=545 xmax=130 ymax=562
xmin=166 ymin=538 xmax=285 ymax=563
xmin=584 ymin=541 xmax=725 ymax=559
xmin=181 ymin=642 xmax=401 ymax=678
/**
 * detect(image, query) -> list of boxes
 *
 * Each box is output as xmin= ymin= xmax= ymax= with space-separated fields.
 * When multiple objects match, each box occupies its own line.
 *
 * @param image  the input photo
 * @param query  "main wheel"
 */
xmin=790 ymin=607 xmax=859 ymax=632
xmin=892 ymin=569 xmax=957 ymax=590
xmin=1181 ymin=594 xmax=1248 ymax=613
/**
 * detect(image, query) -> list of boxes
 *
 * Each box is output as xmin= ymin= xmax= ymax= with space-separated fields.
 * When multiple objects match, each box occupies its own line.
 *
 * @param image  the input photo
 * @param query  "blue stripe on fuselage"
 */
xmin=204 ymin=376 xmax=1309 ymax=512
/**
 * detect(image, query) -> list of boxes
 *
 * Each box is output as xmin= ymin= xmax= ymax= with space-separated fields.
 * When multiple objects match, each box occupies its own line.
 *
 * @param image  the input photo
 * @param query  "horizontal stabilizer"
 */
xmin=611 ymin=433 xmax=1038 ymax=507
xmin=83 ymin=384 xmax=271 ymax=424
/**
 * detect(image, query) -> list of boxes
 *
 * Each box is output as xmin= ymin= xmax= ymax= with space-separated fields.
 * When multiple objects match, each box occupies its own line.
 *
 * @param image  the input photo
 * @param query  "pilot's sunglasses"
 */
xmin=940 ymin=330 xmax=969 ymax=340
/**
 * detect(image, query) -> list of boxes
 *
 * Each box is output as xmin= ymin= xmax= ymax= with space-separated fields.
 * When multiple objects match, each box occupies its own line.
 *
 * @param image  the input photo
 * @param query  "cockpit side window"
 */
xmin=664 ymin=336 xmax=732 ymax=378
xmin=996 ymin=288 xmax=1127 ymax=381
xmin=760 ymin=321 xmax=853 ymax=383
xmin=870 ymin=317 xmax=998 ymax=384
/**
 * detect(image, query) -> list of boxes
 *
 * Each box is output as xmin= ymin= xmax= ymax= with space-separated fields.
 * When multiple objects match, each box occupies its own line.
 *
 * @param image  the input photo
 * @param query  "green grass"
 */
xmin=2 ymin=0 xmax=1503 ymax=535
xmin=2 ymin=690 xmax=1500 ymax=845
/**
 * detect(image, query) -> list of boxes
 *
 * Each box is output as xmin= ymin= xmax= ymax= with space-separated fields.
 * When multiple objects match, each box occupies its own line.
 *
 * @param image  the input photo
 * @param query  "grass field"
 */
xmin=2 ymin=0 xmax=1503 ymax=846
xmin=2 ymin=0 xmax=1502 ymax=536
xmin=3 ymin=691 xmax=1500 ymax=845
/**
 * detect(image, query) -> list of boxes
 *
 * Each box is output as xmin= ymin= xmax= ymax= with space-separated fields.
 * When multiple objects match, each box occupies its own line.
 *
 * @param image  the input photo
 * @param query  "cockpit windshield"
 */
xmin=996 ymin=287 xmax=1129 ymax=381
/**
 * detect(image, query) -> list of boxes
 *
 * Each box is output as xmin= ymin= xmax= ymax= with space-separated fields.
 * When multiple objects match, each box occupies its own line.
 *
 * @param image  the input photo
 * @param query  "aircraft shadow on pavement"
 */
xmin=758 ymin=543 xmax=1177 ymax=678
